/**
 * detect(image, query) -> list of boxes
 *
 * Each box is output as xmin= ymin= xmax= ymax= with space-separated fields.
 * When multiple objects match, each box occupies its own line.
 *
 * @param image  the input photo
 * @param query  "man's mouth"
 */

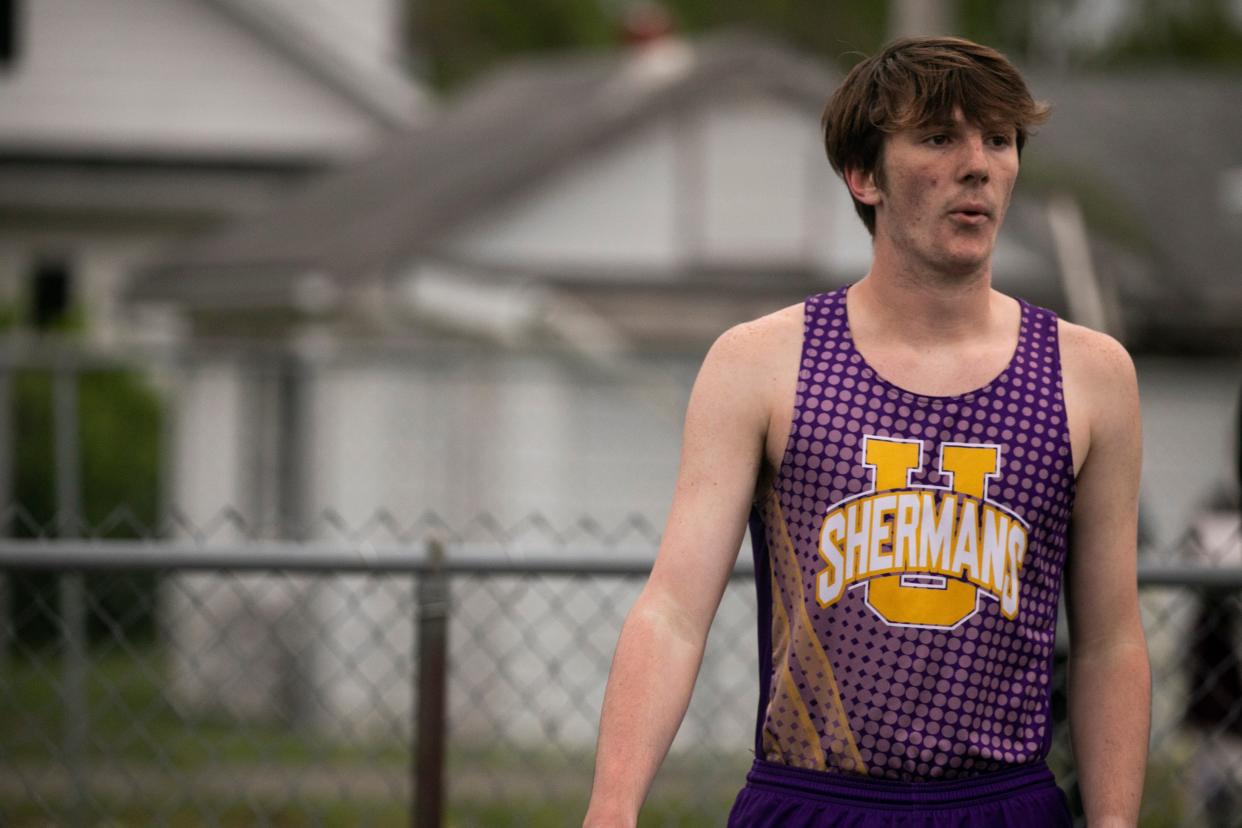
xmin=949 ymin=206 xmax=991 ymax=225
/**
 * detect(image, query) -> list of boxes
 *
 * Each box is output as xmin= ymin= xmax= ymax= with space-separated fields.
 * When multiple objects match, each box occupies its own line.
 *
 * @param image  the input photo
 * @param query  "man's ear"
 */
xmin=845 ymin=165 xmax=882 ymax=206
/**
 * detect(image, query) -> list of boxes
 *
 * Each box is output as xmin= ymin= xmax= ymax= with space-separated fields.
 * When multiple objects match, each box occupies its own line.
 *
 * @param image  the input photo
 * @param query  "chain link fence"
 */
xmin=0 ymin=510 xmax=1239 ymax=827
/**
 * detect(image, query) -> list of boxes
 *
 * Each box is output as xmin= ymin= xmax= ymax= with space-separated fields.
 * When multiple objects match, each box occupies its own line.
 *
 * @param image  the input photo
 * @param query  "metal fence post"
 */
xmin=54 ymin=358 xmax=88 ymax=827
xmin=0 ymin=364 xmax=10 ymax=669
xmin=414 ymin=538 xmax=449 ymax=828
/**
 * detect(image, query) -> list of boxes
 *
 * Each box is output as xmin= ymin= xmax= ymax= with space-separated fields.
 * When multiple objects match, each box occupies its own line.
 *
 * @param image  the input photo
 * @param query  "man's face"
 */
xmin=862 ymin=107 xmax=1020 ymax=278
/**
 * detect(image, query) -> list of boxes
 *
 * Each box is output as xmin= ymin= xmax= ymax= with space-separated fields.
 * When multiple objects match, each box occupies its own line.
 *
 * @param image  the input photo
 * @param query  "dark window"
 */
xmin=0 ymin=0 xmax=17 ymax=69
xmin=31 ymin=257 xmax=71 ymax=330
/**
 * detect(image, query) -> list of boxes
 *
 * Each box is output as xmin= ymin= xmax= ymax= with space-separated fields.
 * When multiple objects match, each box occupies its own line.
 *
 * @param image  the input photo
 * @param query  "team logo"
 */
xmin=816 ymin=435 xmax=1029 ymax=629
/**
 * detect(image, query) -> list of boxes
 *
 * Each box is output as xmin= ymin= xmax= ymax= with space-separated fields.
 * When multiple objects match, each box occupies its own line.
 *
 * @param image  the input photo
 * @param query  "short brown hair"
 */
xmin=821 ymin=36 xmax=1050 ymax=236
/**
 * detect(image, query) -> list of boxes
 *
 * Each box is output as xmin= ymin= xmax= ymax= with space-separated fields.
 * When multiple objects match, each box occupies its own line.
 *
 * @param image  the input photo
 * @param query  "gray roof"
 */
xmin=1024 ymin=70 xmax=1242 ymax=352
xmin=131 ymin=33 xmax=1242 ymax=353
xmin=203 ymin=0 xmax=432 ymax=129
xmin=128 ymin=28 xmax=839 ymax=305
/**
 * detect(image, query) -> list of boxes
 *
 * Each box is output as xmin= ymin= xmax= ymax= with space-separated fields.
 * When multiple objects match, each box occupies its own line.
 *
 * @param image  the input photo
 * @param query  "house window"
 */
xmin=0 ymin=0 xmax=18 ymax=70
xmin=31 ymin=257 xmax=71 ymax=330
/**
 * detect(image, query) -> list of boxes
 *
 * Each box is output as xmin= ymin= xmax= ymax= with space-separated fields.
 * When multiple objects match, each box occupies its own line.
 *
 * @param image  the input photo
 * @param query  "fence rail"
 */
xmin=7 ymin=539 xmax=1242 ymax=584
xmin=3 ymin=537 xmax=1242 ymax=827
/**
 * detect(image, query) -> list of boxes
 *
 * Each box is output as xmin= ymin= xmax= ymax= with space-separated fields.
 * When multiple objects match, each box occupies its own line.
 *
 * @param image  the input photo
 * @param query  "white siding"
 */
xmin=170 ymin=361 xmax=246 ymax=536
xmin=310 ymin=352 xmax=689 ymax=534
xmin=699 ymin=97 xmax=834 ymax=265
xmin=257 ymin=0 xmax=405 ymax=71
xmin=1136 ymin=357 xmax=1242 ymax=553
xmin=0 ymin=0 xmax=383 ymax=157
xmin=449 ymin=117 xmax=685 ymax=273
xmin=443 ymin=96 xmax=874 ymax=276
xmin=298 ymin=350 xmax=701 ymax=742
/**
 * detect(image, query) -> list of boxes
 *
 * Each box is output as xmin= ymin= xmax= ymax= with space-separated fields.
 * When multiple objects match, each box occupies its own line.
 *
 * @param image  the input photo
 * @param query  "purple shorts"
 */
xmin=727 ymin=759 xmax=1073 ymax=827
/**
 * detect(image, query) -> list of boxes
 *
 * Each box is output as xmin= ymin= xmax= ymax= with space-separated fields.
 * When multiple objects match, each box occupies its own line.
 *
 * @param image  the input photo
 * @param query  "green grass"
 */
xmin=0 ymin=796 xmax=733 ymax=828
xmin=3 ymin=649 xmax=408 ymax=768
xmin=2 ymin=650 xmax=1196 ymax=826
xmin=1 ymin=650 xmax=741 ymax=826
xmin=0 ymin=797 xmax=407 ymax=827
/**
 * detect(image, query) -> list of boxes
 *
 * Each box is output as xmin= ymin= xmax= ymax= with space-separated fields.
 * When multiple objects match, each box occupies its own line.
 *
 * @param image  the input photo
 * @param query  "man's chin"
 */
xmin=936 ymin=241 xmax=996 ymax=276
xmin=929 ymin=252 xmax=991 ymax=280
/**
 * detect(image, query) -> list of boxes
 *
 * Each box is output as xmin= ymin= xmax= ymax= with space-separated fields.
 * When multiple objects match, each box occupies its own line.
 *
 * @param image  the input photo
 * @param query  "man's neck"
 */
xmin=850 ymin=259 xmax=998 ymax=347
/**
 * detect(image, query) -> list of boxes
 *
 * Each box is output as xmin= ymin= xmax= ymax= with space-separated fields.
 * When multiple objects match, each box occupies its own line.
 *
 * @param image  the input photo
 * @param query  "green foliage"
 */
xmin=660 ymin=0 xmax=887 ymax=67
xmin=13 ymin=368 xmax=161 ymax=537
xmin=407 ymin=0 xmax=1242 ymax=95
xmin=958 ymin=0 xmax=1039 ymax=58
xmin=8 ymin=334 xmax=164 ymax=647
xmin=0 ymin=303 xmax=19 ymax=331
xmin=1093 ymin=0 xmax=1242 ymax=66
xmin=410 ymin=0 xmax=617 ymax=91
xmin=409 ymin=0 xmax=888 ymax=92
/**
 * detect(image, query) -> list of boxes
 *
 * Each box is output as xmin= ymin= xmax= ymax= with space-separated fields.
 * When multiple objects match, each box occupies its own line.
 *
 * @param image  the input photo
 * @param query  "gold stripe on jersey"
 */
xmin=764 ymin=492 xmax=866 ymax=774
xmin=762 ymin=573 xmax=826 ymax=769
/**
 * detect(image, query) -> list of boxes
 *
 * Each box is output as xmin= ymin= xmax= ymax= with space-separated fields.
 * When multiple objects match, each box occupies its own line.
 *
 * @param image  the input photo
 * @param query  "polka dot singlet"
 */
xmin=746 ymin=283 xmax=1076 ymax=782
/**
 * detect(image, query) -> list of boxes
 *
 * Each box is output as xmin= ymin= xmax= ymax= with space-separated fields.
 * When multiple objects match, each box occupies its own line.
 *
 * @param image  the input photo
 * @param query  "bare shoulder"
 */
xmin=715 ymin=301 xmax=804 ymax=350
xmin=704 ymin=301 xmax=804 ymax=381
xmin=1057 ymin=318 xmax=1140 ymax=442
xmin=1058 ymin=320 xmax=1138 ymax=394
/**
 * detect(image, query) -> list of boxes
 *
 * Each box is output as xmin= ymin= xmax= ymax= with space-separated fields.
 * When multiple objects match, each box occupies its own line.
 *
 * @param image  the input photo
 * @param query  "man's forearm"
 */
xmin=582 ymin=598 xmax=710 ymax=827
xmin=1068 ymin=640 xmax=1151 ymax=826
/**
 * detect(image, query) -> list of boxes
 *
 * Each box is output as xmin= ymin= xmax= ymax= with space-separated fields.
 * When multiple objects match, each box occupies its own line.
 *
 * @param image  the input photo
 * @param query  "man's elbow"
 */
xmin=624 ymin=585 xmax=713 ymax=653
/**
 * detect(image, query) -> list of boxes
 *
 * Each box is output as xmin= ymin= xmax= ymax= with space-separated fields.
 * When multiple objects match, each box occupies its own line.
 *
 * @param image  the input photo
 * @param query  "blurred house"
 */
xmin=0 ymin=0 xmax=433 ymax=742
xmin=125 ymin=27 xmax=1071 ymax=743
xmin=127 ymin=27 xmax=1064 ymax=532
xmin=0 ymin=0 xmax=431 ymax=344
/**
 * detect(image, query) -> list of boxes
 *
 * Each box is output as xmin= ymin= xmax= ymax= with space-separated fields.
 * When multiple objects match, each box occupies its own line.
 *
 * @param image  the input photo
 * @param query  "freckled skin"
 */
xmin=849 ymin=108 xmax=1020 ymax=284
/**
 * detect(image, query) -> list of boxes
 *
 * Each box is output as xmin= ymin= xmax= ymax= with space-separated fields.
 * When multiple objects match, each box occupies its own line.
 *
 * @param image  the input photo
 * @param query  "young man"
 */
xmin=584 ymin=36 xmax=1149 ymax=827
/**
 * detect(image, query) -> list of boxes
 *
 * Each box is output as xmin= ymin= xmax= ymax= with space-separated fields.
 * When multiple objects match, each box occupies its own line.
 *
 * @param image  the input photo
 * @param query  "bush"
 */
xmin=6 ymin=331 xmax=164 ymax=649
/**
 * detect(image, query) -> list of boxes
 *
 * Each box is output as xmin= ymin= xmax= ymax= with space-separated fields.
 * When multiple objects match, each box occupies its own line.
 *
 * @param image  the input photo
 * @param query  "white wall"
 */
xmin=1136 ymin=357 xmax=1242 ymax=554
xmin=445 ymin=95 xmax=874 ymax=279
xmin=449 ymin=117 xmax=686 ymax=272
xmin=288 ymin=349 xmax=701 ymax=741
xmin=256 ymin=0 xmax=406 ymax=71
xmin=309 ymin=350 xmax=692 ymax=532
xmin=0 ymin=0 xmax=382 ymax=157
xmin=442 ymin=92 xmax=1048 ymax=290
xmin=699 ymin=96 xmax=835 ymax=266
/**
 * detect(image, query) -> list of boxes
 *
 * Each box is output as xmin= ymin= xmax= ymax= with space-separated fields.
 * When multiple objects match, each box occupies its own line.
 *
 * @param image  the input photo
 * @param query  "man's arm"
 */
xmin=1064 ymin=328 xmax=1150 ymax=827
xmin=583 ymin=323 xmax=772 ymax=828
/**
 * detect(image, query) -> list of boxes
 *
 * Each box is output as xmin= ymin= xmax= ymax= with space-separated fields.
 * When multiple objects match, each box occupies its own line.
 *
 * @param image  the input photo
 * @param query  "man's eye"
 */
xmin=989 ymin=134 xmax=1013 ymax=147
xmin=926 ymin=134 xmax=949 ymax=146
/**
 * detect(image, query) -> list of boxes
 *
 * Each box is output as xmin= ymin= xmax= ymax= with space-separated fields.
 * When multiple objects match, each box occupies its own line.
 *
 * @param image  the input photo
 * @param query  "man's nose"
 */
xmin=960 ymin=136 xmax=990 ymax=183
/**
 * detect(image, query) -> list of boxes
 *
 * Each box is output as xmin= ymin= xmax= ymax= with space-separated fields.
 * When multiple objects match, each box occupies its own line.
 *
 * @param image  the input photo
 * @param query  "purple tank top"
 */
xmin=747 ymin=283 xmax=1075 ymax=781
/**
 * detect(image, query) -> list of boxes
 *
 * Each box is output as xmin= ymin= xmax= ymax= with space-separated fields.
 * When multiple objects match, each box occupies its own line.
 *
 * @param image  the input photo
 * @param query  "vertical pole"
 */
xmin=277 ymin=347 xmax=314 ymax=726
xmin=414 ymin=538 xmax=448 ymax=828
xmin=277 ymin=347 xmax=310 ymax=543
xmin=54 ymin=357 xmax=88 ymax=826
xmin=0 ymin=364 xmax=11 ymax=669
